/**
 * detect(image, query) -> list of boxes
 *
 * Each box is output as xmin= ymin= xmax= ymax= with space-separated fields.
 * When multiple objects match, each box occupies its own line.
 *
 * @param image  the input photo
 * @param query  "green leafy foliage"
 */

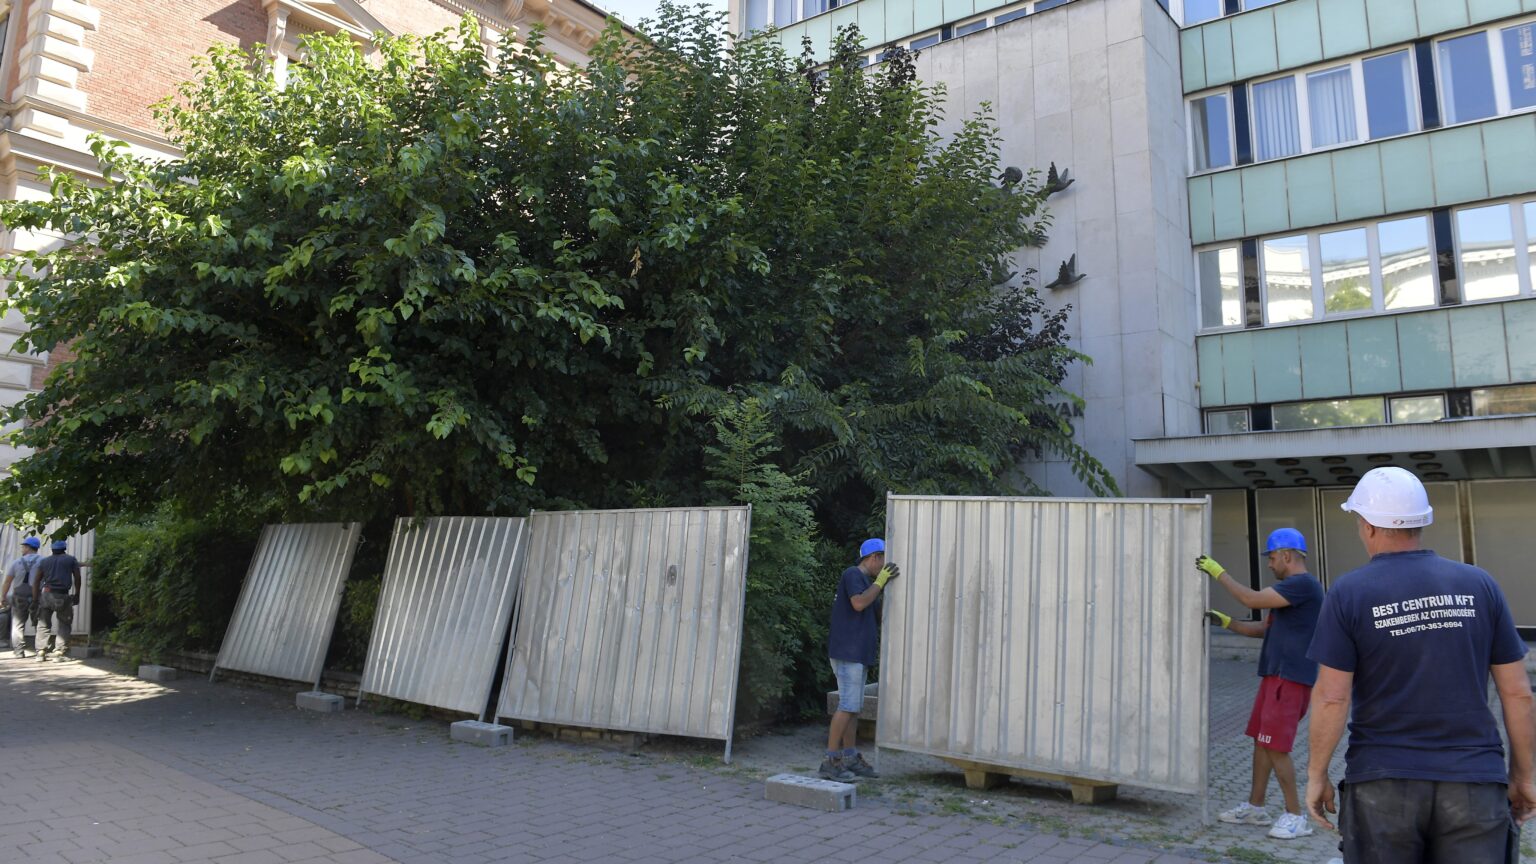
xmin=0 ymin=4 xmax=1112 ymax=538
xmin=704 ymin=397 xmax=825 ymax=722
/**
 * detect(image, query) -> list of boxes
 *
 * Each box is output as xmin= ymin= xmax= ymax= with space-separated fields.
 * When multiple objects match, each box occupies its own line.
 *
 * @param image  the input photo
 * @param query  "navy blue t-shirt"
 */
xmin=828 ymin=565 xmax=881 ymax=666
xmin=1257 ymin=573 xmax=1324 ymax=687
xmin=1307 ymin=550 xmax=1527 ymax=784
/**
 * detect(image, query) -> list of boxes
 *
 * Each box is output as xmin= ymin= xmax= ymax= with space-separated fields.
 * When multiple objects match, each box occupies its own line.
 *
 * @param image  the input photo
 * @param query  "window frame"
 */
xmin=1187 ymin=87 xmax=1236 ymax=175
xmin=1194 ymin=243 xmax=1245 ymax=331
xmin=1430 ymin=16 xmax=1536 ymax=128
xmin=1451 ymin=198 xmax=1536 ymax=304
xmin=1204 ymin=407 xmax=1253 ymax=435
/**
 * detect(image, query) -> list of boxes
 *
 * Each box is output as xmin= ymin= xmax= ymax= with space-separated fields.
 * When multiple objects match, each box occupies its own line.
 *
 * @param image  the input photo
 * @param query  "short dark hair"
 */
xmin=1379 ymin=526 xmax=1424 ymax=539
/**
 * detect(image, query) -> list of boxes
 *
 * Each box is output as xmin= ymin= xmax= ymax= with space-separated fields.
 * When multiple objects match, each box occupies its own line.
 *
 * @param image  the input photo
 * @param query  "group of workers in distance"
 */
xmin=0 ymin=536 xmax=84 ymax=661
xmin=824 ymin=466 xmax=1532 ymax=864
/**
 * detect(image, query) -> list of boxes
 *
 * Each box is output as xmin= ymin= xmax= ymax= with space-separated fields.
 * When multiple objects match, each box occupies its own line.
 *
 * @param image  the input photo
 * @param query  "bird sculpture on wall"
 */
xmin=1044 ymin=254 xmax=1085 ymax=290
xmin=1045 ymin=162 xmax=1074 ymax=195
xmin=998 ymin=165 xmax=1024 ymax=186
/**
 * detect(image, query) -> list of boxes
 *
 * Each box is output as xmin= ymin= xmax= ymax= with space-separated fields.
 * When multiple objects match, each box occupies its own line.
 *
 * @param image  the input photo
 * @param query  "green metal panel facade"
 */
xmin=1196 ymin=301 xmax=1536 ymax=406
xmin=1192 ymin=116 xmax=1536 ymax=244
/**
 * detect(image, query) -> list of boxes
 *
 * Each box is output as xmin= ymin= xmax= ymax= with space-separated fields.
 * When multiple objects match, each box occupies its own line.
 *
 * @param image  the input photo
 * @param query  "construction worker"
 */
xmin=1306 ymin=467 xmax=1535 ymax=863
xmin=821 ymin=538 xmax=898 ymax=782
xmin=0 ymin=537 xmax=41 ymax=657
xmin=32 ymin=539 xmax=81 ymax=661
xmin=1197 ymin=528 xmax=1324 ymax=841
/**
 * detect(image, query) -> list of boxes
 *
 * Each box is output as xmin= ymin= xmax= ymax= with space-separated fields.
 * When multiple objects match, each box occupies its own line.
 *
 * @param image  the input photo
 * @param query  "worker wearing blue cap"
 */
xmin=1 ymin=537 xmax=42 ymax=657
xmin=821 ymin=537 xmax=900 ymax=782
xmin=32 ymin=539 xmax=81 ymax=661
xmin=1195 ymin=529 xmax=1325 ymax=841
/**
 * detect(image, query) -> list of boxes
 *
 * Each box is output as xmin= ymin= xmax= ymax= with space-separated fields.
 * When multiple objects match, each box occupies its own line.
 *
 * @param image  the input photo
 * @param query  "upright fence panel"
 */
xmin=880 ymin=495 xmax=1209 ymax=795
xmin=0 ymin=525 xmax=95 ymax=637
xmin=497 ymin=507 xmax=750 ymax=746
xmin=213 ymin=523 xmax=361 ymax=688
xmin=360 ymin=517 xmax=529 ymax=716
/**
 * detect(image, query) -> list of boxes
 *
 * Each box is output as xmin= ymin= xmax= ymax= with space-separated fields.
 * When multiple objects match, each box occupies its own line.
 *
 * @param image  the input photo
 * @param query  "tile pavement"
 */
xmin=2 ymin=650 xmax=1530 ymax=863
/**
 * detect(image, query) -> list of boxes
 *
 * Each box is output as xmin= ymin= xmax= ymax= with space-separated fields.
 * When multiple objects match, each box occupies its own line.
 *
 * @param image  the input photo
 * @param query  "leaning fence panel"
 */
xmin=496 ymin=507 xmax=750 ymax=745
xmin=0 ymin=524 xmax=94 ymax=637
xmin=359 ymin=517 xmax=529 ymax=716
xmin=879 ymin=495 xmax=1209 ymax=795
xmin=212 ymin=523 xmax=361 ymax=688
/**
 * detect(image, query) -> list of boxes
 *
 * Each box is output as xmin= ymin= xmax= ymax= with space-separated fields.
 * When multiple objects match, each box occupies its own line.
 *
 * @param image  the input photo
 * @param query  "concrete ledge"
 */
xmin=765 ymin=774 xmax=856 ymax=811
xmin=137 ymin=664 xmax=178 ymax=683
xmin=296 ymin=691 xmax=344 ymax=713
xmin=451 ymin=720 xmax=512 ymax=747
xmin=67 ymin=645 xmax=101 ymax=659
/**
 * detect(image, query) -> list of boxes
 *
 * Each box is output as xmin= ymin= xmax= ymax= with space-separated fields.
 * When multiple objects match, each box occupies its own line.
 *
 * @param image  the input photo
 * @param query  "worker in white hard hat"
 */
xmin=1305 ymin=466 xmax=1536 ymax=864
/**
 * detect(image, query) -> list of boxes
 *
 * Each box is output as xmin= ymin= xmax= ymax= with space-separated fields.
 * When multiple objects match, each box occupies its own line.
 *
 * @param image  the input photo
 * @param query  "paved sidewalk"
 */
xmin=1 ymin=656 xmax=1200 ymax=864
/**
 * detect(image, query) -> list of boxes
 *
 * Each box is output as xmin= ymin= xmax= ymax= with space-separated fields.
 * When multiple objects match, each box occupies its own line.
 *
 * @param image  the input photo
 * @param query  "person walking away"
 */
xmin=1197 ymin=528 xmax=1324 ymax=841
xmin=0 ymin=536 xmax=41 ymax=658
xmin=821 ymin=538 xmax=898 ymax=782
xmin=32 ymin=539 xmax=82 ymax=662
xmin=1307 ymin=466 xmax=1536 ymax=863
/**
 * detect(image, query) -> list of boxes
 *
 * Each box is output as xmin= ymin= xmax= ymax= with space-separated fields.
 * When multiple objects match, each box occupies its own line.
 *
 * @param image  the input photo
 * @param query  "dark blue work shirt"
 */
xmin=1307 ymin=550 xmax=1527 ymax=784
xmin=828 ymin=565 xmax=880 ymax=666
xmin=35 ymin=553 xmax=80 ymax=592
xmin=1256 ymin=573 xmax=1324 ymax=687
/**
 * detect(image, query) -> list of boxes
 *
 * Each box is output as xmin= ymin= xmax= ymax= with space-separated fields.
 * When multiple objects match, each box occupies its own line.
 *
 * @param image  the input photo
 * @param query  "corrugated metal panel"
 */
xmin=880 ymin=495 xmax=1209 ymax=795
xmin=0 ymin=524 xmax=95 ymax=636
xmin=497 ymin=507 xmax=751 ymax=743
xmin=360 ymin=517 xmax=529 ymax=716
xmin=213 ymin=523 xmax=361 ymax=687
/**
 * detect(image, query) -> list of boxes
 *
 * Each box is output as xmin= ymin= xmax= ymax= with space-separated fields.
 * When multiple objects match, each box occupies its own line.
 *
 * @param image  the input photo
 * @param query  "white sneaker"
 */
xmin=1267 ymin=812 xmax=1314 ymax=839
xmin=1218 ymin=802 xmax=1274 ymax=825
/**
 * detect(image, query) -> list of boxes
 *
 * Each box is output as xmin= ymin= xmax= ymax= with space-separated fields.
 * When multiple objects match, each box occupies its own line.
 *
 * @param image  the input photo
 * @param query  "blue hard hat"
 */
xmin=50 ymin=540 xmax=66 ymax=552
xmin=858 ymin=538 xmax=885 ymax=559
xmin=21 ymin=537 xmax=39 ymax=549
xmin=1265 ymin=528 xmax=1307 ymax=554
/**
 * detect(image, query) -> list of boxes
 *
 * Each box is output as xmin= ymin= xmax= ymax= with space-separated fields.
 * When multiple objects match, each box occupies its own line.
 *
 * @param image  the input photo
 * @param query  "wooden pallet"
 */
xmin=940 ymin=757 xmax=1118 ymax=805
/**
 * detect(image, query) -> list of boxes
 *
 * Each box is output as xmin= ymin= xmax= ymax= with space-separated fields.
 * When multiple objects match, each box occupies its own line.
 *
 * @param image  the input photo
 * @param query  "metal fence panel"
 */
xmin=360 ymin=517 xmax=529 ymax=715
xmin=880 ymin=495 xmax=1209 ymax=795
xmin=214 ymin=523 xmax=361 ymax=687
xmin=497 ymin=507 xmax=750 ymax=743
xmin=0 ymin=524 xmax=95 ymax=637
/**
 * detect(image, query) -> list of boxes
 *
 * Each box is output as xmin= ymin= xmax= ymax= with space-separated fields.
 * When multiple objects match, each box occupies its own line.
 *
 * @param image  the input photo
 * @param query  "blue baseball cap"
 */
xmin=50 ymin=540 xmax=67 ymax=552
xmin=21 ymin=537 xmax=39 ymax=549
xmin=1265 ymin=528 xmax=1307 ymax=555
xmin=858 ymin=538 xmax=885 ymax=559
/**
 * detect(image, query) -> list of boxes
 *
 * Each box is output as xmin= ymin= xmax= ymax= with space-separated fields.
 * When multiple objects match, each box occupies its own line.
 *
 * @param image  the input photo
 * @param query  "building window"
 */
xmin=1438 ymin=31 xmax=1499 ymax=124
xmin=1272 ymin=397 xmax=1386 ymax=431
xmin=1502 ymin=23 xmax=1536 ymax=111
xmin=1471 ymin=383 xmax=1536 ymax=416
xmin=1379 ymin=216 xmax=1436 ymax=310
xmin=774 ymin=0 xmax=793 ymax=26
xmin=1189 ymin=92 xmax=1233 ymax=172
xmin=910 ymin=32 xmax=941 ymax=49
xmin=1205 ymin=408 xmax=1251 ymax=434
xmin=1251 ymin=77 xmax=1302 ymax=161
xmin=954 ymin=19 xmax=987 ymax=37
xmin=1390 ymin=394 xmax=1447 ymax=423
xmin=1262 ymin=235 xmax=1313 ymax=323
xmin=1181 ymin=0 xmax=1223 ymax=25
xmin=745 ymin=0 xmax=768 ymax=32
xmin=1363 ymin=50 xmax=1419 ymax=139
xmin=1456 ymin=203 xmax=1520 ymax=301
xmin=1307 ymin=66 xmax=1359 ymax=148
xmin=1198 ymin=246 xmax=1243 ymax=328
xmin=1320 ymin=226 xmax=1371 ymax=315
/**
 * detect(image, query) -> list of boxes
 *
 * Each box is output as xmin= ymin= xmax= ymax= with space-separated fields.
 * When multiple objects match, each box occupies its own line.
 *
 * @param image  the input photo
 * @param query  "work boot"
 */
xmin=846 ymin=753 xmax=880 ymax=779
xmin=818 ymin=756 xmax=856 ymax=782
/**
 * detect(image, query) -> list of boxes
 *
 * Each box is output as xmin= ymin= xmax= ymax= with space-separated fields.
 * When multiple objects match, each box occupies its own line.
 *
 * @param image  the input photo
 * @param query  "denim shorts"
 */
xmin=830 ymin=659 xmax=866 ymax=713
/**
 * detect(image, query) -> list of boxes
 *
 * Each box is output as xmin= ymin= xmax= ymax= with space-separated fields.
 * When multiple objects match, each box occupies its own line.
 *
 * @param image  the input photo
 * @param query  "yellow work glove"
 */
xmin=874 ymin=563 xmax=900 ymax=588
xmin=1205 ymin=609 xmax=1231 ymax=629
xmin=1195 ymin=554 xmax=1226 ymax=580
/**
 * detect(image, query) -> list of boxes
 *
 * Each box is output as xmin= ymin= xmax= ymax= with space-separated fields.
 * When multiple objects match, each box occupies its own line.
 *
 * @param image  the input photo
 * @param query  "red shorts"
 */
xmin=1245 ymin=675 xmax=1311 ymax=753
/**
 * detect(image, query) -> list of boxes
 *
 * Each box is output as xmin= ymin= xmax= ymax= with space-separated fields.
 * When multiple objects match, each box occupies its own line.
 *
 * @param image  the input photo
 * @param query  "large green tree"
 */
xmin=0 ymin=5 xmax=1113 ymax=536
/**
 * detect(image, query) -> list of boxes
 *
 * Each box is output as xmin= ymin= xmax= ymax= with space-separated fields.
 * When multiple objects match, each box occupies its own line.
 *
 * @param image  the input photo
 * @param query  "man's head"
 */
xmin=1342 ymin=467 xmax=1431 ymax=554
xmin=50 ymin=540 xmax=67 ymax=554
xmin=858 ymin=538 xmax=885 ymax=574
xmin=21 ymin=537 xmax=39 ymax=552
xmin=1264 ymin=528 xmax=1308 ymax=579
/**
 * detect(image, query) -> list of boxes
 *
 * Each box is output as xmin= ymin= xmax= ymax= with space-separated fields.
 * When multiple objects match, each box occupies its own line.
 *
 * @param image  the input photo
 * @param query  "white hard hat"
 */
xmin=1340 ymin=466 xmax=1433 ymax=528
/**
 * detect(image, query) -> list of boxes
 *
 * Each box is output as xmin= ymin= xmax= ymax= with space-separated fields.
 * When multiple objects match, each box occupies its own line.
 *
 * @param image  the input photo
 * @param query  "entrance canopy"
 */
xmin=1134 ymin=415 xmax=1536 ymax=490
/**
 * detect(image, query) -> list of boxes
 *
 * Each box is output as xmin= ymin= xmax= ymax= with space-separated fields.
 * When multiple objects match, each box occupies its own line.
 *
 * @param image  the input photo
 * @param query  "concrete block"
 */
xmin=451 ymin=720 xmax=512 ymax=747
xmin=765 ymin=774 xmax=856 ymax=812
xmin=138 ymin=664 xmax=178 ymax=682
xmin=67 ymin=645 xmax=100 ymax=659
xmin=296 ymin=690 xmax=344 ymax=713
